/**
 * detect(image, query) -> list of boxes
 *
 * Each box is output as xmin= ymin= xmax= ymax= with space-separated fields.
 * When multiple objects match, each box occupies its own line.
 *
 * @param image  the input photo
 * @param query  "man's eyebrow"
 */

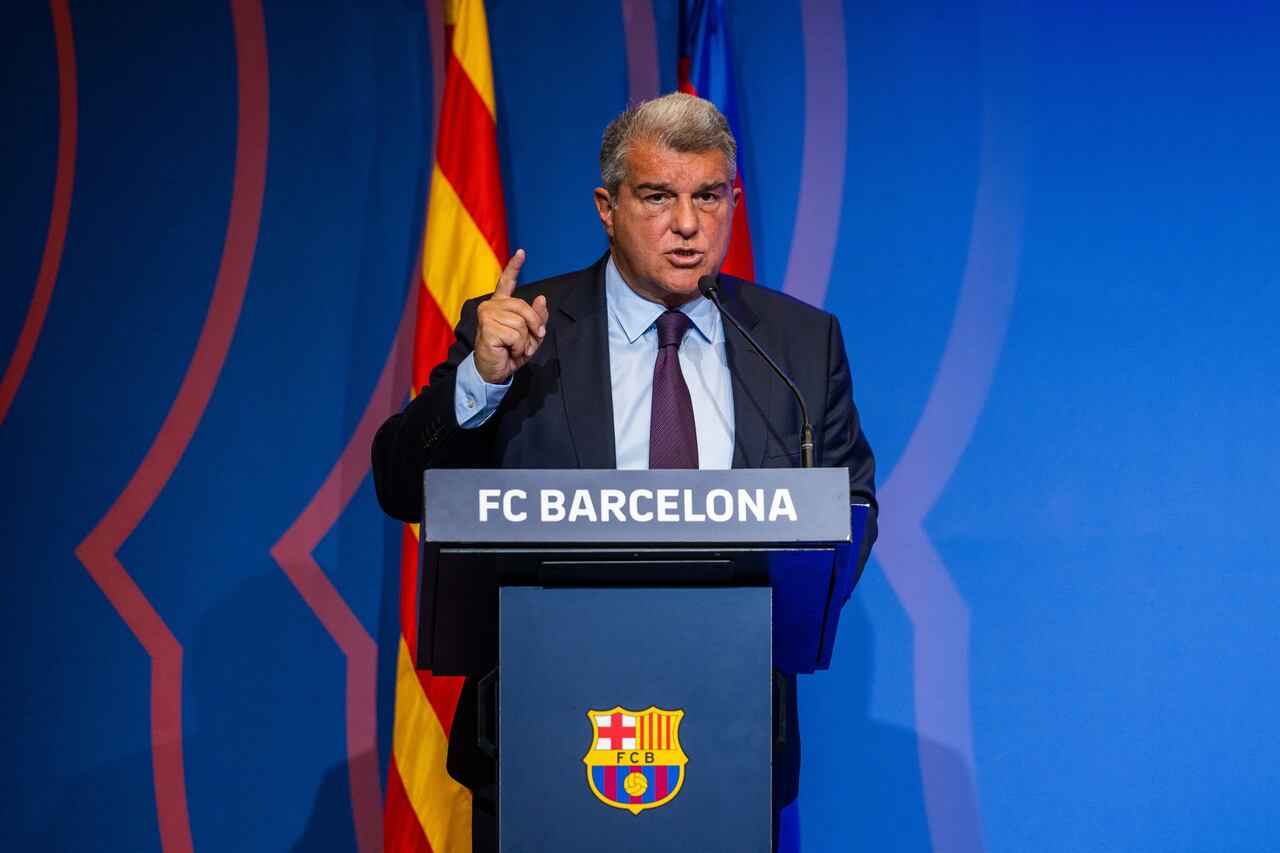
xmin=631 ymin=180 xmax=729 ymax=193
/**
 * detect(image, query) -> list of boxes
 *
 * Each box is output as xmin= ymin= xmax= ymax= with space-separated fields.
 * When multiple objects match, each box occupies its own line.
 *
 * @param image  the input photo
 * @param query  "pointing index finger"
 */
xmin=494 ymin=248 xmax=526 ymax=298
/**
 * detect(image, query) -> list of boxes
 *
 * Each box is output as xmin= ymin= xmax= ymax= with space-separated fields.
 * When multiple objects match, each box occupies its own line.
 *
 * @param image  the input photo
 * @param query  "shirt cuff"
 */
xmin=454 ymin=352 xmax=511 ymax=428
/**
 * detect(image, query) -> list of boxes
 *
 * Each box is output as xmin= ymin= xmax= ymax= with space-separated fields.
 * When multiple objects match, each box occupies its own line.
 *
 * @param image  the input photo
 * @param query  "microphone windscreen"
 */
xmin=697 ymin=275 xmax=719 ymax=298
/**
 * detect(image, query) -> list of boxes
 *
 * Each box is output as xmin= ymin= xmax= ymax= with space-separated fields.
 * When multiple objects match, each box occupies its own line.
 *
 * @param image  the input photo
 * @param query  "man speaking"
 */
xmin=373 ymin=92 xmax=877 ymax=847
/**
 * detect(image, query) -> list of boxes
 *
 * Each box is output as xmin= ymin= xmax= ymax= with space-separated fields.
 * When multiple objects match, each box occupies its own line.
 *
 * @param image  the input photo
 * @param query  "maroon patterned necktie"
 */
xmin=649 ymin=309 xmax=699 ymax=469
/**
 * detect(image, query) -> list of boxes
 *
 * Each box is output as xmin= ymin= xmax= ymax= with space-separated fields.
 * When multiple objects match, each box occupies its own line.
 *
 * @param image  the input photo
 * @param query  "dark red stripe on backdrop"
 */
xmin=268 ymin=262 xmax=425 ymax=853
xmin=0 ymin=0 xmax=77 ymax=427
xmin=73 ymin=2 xmax=268 ymax=851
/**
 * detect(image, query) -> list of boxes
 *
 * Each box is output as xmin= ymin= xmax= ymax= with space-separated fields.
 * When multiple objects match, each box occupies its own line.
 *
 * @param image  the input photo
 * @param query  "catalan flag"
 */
xmin=679 ymin=0 xmax=755 ymax=281
xmin=385 ymin=1 xmax=509 ymax=850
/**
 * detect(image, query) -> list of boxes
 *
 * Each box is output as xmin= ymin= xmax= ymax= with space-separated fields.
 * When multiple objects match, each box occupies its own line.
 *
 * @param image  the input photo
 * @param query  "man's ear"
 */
xmin=732 ymin=185 xmax=742 ymax=207
xmin=593 ymin=188 xmax=614 ymax=240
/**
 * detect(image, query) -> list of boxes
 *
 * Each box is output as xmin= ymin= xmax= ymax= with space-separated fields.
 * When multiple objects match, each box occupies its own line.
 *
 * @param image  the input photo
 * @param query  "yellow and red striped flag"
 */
xmin=385 ymin=1 xmax=509 ymax=849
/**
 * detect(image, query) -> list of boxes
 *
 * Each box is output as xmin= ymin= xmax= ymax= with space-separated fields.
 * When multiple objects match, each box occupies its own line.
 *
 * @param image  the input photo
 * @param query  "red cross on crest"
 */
xmin=596 ymin=713 xmax=636 ymax=749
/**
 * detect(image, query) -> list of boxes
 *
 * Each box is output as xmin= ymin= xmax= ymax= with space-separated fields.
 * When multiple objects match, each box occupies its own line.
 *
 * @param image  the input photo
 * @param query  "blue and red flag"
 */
xmin=679 ymin=0 xmax=756 ymax=281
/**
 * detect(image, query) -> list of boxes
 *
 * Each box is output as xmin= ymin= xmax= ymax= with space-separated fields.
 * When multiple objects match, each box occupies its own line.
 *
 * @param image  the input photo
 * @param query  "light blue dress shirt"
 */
xmin=453 ymin=256 xmax=735 ymax=469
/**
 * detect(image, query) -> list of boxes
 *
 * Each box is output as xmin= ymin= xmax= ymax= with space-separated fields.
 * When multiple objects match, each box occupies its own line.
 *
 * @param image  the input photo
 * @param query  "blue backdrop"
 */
xmin=3 ymin=0 xmax=1278 ymax=850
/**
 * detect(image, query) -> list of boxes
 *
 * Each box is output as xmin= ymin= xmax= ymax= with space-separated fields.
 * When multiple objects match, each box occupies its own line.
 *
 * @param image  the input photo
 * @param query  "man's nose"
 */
xmin=670 ymin=196 xmax=698 ymax=237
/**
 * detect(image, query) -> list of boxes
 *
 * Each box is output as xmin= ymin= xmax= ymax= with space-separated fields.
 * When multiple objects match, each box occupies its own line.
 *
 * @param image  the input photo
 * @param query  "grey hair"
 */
xmin=599 ymin=92 xmax=737 ymax=201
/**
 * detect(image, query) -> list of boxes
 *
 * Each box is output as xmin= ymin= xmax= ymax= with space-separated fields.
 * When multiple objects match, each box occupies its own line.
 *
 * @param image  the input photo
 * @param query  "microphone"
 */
xmin=698 ymin=275 xmax=815 ymax=468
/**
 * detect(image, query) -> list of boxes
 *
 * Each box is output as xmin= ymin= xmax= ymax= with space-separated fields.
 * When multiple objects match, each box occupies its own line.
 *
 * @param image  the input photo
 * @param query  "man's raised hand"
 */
xmin=473 ymin=249 xmax=549 ymax=384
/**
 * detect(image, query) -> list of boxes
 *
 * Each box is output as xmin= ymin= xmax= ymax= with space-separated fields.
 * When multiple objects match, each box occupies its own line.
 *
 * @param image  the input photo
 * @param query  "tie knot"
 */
xmin=656 ymin=309 xmax=692 ymax=349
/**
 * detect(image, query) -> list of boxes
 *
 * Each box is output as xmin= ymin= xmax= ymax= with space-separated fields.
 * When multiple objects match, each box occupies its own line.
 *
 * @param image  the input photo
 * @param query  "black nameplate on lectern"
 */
xmin=417 ymin=468 xmax=867 ymax=676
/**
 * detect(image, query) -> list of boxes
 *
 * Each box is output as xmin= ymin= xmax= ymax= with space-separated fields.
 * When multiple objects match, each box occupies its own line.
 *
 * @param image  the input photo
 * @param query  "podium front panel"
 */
xmin=499 ymin=586 xmax=771 ymax=852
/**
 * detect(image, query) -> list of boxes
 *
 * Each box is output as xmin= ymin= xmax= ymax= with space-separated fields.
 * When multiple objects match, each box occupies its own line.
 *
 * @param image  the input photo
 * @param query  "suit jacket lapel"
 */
xmin=720 ymin=278 xmax=772 ymax=469
xmin=553 ymin=255 xmax=617 ymax=468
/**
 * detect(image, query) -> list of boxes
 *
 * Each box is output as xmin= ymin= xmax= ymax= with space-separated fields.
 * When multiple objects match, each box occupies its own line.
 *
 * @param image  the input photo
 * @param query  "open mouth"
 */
xmin=667 ymin=248 xmax=704 ymax=266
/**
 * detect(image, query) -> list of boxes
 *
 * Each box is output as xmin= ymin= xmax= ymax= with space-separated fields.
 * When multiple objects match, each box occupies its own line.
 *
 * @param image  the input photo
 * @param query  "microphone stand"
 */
xmin=698 ymin=275 xmax=815 ymax=468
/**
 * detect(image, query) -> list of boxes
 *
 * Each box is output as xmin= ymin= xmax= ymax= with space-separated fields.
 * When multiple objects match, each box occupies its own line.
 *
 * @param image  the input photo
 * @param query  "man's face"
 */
xmin=594 ymin=140 xmax=740 ymax=307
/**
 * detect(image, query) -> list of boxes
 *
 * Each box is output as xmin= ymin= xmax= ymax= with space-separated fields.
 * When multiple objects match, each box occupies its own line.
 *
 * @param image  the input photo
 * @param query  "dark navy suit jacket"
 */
xmin=372 ymin=253 xmax=877 ymax=804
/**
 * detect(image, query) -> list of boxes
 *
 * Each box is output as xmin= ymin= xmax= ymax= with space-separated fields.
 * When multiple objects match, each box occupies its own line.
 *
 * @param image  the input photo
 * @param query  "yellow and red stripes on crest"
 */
xmin=638 ymin=711 xmax=673 ymax=750
xmin=388 ymin=1 xmax=510 ymax=850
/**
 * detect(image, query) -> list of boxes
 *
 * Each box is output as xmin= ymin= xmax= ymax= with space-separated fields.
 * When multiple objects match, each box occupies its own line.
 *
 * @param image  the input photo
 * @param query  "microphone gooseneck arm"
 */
xmin=698 ymin=275 xmax=815 ymax=468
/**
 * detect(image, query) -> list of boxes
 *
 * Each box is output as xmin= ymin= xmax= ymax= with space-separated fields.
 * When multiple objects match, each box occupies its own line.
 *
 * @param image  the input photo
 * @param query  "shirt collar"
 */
xmin=605 ymin=255 xmax=719 ymax=345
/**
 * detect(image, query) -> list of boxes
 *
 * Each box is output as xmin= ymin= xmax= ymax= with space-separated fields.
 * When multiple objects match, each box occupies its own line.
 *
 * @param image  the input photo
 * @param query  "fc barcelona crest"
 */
xmin=583 ymin=706 xmax=688 ymax=814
